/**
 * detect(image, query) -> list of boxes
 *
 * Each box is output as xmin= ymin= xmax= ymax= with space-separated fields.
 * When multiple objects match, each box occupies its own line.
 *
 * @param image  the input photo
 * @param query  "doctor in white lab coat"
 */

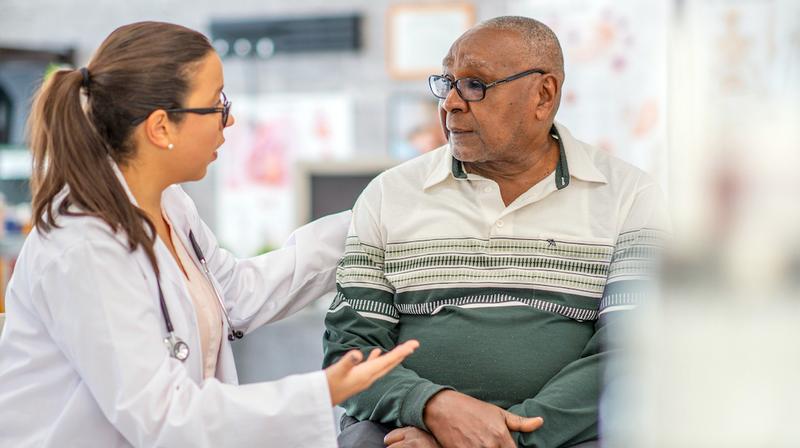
xmin=0 ymin=21 xmax=417 ymax=447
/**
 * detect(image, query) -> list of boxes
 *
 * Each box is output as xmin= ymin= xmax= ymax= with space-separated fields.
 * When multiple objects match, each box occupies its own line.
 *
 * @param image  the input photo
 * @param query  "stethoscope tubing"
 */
xmin=158 ymin=228 xmax=244 ymax=362
xmin=188 ymin=230 xmax=244 ymax=341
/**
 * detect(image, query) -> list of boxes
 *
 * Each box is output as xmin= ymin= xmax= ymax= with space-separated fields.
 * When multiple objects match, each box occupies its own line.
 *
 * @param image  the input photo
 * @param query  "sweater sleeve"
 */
xmin=509 ymin=177 xmax=670 ymax=448
xmin=322 ymin=179 xmax=451 ymax=430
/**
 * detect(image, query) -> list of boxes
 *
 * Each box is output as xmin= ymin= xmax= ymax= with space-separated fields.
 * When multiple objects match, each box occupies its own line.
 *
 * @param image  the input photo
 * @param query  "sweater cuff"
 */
xmin=399 ymin=382 xmax=453 ymax=431
xmin=507 ymin=401 xmax=545 ymax=447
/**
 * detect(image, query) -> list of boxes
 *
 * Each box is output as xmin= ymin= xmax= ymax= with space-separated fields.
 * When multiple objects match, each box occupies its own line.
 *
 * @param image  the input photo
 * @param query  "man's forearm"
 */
xmin=324 ymin=299 xmax=450 ymax=429
xmin=505 ymin=320 xmax=611 ymax=448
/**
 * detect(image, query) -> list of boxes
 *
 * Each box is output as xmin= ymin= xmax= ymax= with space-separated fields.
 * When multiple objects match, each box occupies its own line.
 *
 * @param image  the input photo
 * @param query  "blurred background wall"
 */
xmin=0 ymin=0 xmax=678 ymax=251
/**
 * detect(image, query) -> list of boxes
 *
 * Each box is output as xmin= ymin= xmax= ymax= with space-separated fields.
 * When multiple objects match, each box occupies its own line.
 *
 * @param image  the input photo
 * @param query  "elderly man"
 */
xmin=324 ymin=15 xmax=667 ymax=448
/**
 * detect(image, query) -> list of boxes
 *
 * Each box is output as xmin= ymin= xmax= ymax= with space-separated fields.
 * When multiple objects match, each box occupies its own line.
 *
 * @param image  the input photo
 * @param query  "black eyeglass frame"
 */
xmin=131 ymin=91 xmax=231 ymax=127
xmin=428 ymin=68 xmax=547 ymax=102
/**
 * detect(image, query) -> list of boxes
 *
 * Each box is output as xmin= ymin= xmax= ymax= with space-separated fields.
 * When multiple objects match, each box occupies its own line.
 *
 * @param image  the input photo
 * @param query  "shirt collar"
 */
xmin=423 ymin=121 xmax=607 ymax=190
xmin=422 ymin=145 xmax=462 ymax=190
xmin=553 ymin=122 xmax=608 ymax=185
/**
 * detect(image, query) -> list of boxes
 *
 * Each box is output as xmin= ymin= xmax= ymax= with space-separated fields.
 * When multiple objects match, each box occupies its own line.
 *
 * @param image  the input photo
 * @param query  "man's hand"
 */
xmin=384 ymin=427 xmax=442 ymax=448
xmin=423 ymin=390 xmax=543 ymax=448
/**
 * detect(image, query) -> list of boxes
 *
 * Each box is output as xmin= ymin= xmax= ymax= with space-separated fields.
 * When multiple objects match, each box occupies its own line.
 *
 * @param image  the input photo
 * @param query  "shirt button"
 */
xmin=496 ymin=220 xmax=504 ymax=228
xmin=484 ymin=186 xmax=493 ymax=193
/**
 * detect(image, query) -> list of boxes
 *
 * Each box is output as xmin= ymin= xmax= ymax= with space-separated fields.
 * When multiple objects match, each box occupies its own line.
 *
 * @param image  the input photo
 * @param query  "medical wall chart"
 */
xmin=215 ymin=93 xmax=354 ymax=256
xmin=510 ymin=0 xmax=669 ymax=190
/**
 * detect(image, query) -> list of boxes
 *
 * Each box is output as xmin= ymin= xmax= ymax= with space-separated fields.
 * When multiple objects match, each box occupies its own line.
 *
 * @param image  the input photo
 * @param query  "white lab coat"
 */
xmin=0 ymin=168 xmax=350 ymax=447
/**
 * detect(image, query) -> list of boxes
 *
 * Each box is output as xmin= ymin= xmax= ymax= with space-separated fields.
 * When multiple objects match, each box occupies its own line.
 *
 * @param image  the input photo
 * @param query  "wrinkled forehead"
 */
xmin=441 ymin=27 xmax=527 ymax=72
xmin=441 ymin=54 xmax=492 ymax=71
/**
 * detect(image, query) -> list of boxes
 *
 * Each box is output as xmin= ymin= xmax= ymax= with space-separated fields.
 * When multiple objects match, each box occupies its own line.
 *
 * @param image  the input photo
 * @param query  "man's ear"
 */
xmin=143 ymin=110 xmax=174 ymax=150
xmin=534 ymin=74 xmax=560 ymax=121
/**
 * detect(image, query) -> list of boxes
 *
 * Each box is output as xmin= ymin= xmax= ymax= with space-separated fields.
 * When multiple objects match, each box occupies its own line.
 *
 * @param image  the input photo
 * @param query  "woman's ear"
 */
xmin=143 ymin=110 xmax=174 ymax=150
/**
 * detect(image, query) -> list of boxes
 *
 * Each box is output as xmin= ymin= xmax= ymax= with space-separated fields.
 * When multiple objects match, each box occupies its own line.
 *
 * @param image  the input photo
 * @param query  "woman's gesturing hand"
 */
xmin=326 ymin=340 xmax=420 ymax=406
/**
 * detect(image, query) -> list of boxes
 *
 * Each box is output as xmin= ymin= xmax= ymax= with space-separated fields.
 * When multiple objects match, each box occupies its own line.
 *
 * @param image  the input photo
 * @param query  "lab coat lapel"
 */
xmin=162 ymin=189 xmax=239 ymax=383
xmin=109 ymin=160 xmax=205 ymax=382
xmin=151 ymin=215 xmax=205 ymax=382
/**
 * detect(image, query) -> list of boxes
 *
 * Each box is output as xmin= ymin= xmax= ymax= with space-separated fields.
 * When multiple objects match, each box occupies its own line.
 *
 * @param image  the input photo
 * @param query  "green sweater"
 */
xmin=322 ymin=134 xmax=668 ymax=447
xmin=323 ymin=241 xmax=614 ymax=447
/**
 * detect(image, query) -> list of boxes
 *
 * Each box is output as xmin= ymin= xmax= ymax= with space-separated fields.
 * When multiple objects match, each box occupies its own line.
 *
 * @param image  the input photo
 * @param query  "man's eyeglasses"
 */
xmin=428 ymin=69 xmax=546 ymax=102
xmin=131 ymin=91 xmax=232 ymax=127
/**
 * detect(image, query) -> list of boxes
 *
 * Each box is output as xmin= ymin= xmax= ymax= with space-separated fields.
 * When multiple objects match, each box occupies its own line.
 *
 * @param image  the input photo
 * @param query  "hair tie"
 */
xmin=79 ymin=67 xmax=91 ymax=90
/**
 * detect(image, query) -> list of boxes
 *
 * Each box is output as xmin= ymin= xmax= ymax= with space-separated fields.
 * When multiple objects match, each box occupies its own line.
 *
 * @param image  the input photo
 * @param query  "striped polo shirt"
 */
xmin=323 ymin=122 xmax=668 ymax=447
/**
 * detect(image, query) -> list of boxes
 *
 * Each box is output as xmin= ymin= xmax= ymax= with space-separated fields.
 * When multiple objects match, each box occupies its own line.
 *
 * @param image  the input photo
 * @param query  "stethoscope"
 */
xmin=159 ymin=230 xmax=244 ymax=362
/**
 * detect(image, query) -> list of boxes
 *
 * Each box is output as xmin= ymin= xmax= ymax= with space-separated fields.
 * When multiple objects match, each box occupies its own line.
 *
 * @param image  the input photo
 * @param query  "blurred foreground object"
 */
xmin=603 ymin=0 xmax=799 ymax=444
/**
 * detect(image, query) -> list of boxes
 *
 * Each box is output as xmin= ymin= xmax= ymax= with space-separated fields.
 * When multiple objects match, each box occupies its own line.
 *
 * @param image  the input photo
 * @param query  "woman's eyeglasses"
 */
xmin=131 ymin=91 xmax=232 ymax=127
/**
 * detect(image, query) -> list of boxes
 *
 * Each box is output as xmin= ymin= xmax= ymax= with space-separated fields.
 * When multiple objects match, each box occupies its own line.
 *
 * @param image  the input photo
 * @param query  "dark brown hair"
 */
xmin=28 ymin=21 xmax=213 ymax=274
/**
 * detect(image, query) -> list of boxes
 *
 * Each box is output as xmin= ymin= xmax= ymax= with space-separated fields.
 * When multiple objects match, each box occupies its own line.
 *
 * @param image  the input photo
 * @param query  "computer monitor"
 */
xmin=294 ymin=159 xmax=399 ymax=226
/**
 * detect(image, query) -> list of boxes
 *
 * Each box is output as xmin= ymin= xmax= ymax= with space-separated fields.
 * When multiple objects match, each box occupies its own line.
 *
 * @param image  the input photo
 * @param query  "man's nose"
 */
xmin=441 ymin=83 xmax=468 ymax=113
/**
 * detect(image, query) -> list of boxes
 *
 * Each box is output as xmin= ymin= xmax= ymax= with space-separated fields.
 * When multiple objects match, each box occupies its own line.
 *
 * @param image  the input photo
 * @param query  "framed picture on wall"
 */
xmin=386 ymin=3 xmax=476 ymax=79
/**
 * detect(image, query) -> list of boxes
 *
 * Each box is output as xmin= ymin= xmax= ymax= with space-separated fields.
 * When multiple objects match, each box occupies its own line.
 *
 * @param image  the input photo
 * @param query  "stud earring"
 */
xmin=167 ymin=143 xmax=174 ymax=150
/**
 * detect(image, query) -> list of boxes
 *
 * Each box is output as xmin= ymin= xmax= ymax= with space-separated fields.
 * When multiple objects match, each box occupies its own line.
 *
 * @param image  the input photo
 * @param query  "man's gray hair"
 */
xmin=477 ymin=16 xmax=565 ymax=80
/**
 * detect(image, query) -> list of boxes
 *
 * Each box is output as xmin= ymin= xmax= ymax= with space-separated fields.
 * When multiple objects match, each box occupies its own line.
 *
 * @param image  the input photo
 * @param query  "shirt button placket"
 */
xmin=493 ymin=218 xmax=505 ymax=235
